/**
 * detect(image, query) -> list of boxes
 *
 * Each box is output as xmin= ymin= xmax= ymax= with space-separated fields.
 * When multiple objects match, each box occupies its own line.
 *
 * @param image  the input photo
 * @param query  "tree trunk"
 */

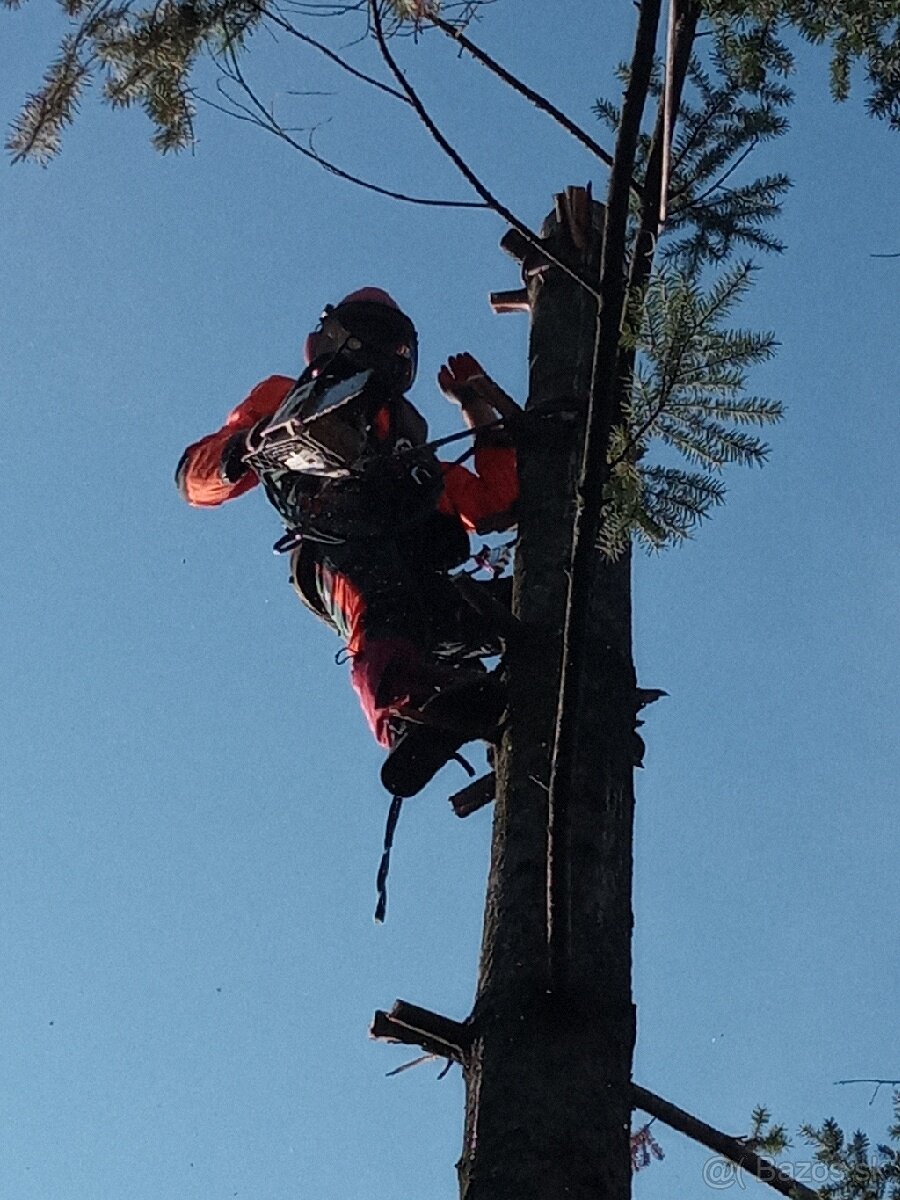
xmin=458 ymin=202 xmax=636 ymax=1200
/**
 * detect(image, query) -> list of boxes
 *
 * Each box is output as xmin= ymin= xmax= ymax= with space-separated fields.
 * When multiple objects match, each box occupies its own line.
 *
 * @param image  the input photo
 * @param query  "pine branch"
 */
xmin=604 ymin=259 xmax=782 ymax=548
xmin=618 ymin=262 xmax=777 ymax=452
xmin=6 ymin=8 xmax=102 ymax=163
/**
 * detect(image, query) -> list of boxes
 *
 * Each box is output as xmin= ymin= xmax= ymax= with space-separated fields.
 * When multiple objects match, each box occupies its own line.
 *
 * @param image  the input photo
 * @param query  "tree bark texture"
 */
xmin=458 ymin=200 xmax=636 ymax=1200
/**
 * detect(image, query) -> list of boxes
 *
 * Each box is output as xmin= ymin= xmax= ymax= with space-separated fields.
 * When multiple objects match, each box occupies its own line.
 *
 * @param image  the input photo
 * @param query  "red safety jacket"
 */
xmin=176 ymin=375 xmax=518 ymax=535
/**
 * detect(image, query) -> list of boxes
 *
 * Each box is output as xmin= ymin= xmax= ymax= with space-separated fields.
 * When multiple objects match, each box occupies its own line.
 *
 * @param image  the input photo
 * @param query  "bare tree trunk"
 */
xmin=456 ymin=14 xmax=666 ymax=1196
xmin=458 ymin=199 xmax=636 ymax=1200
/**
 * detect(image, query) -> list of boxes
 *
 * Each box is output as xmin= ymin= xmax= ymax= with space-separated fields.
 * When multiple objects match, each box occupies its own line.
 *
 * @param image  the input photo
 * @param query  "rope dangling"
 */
xmin=451 ymin=752 xmax=476 ymax=778
xmin=374 ymin=794 xmax=404 ymax=924
xmin=389 ymin=394 xmax=579 ymax=466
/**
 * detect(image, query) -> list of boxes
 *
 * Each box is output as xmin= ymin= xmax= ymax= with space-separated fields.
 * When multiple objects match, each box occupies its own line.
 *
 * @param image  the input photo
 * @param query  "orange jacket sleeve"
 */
xmin=175 ymin=375 xmax=295 ymax=507
xmin=438 ymin=443 xmax=518 ymax=534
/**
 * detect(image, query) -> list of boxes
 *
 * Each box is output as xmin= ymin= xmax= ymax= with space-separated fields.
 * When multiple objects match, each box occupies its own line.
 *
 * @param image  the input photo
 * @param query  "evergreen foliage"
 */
xmin=747 ymin=1104 xmax=791 ymax=1156
xmin=800 ymin=1094 xmax=900 ymax=1200
xmin=604 ymin=261 xmax=782 ymax=554
xmin=595 ymin=43 xmax=788 ymax=556
xmin=3 ymin=0 xmax=264 ymax=162
xmin=5 ymin=1 xmax=899 ymax=160
xmin=657 ymin=58 xmax=792 ymax=270
xmin=732 ymin=1093 xmax=900 ymax=1200
xmin=594 ymin=56 xmax=793 ymax=269
xmin=704 ymin=0 xmax=900 ymax=130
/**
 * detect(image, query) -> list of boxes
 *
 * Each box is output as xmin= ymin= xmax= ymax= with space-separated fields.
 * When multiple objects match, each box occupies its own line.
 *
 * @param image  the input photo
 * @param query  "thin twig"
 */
xmin=835 ymin=1078 xmax=900 ymax=1105
xmin=670 ymin=139 xmax=760 ymax=215
xmin=667 ymin=80 xmax=732 ymax=189
xmin=368 ymin=0 xmax=600 ymax=299
xmin=263 ymin=4 xmax=411 ymax=103
xmin=213 ymin=52 xmax=486 ymax=208
xmin=427 ymin=12 xmax=619 ymax=176
xmin=279 ymin=0 xmax=368 ymax=15
xmin=386 ymin=1053 xmax=439 ymax=1076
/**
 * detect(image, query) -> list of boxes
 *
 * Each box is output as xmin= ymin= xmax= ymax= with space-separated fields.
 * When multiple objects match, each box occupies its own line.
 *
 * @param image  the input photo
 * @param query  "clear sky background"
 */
xmin=1 ymin=3 xmax=898 ymax=1199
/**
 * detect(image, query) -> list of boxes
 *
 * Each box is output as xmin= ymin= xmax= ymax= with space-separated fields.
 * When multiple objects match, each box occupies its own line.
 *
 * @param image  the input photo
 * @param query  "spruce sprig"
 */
xmin=704 ymin=0 xmax=900 ymax=130
xmin=747 ymin=1104 xmax=791 ymax=1156
xmin=4 ymin=0 xmax=265 ymax=161
xmin=594 ymin=54 xmax=792 ymax=270
xmin=603 ymin=261 xmax=783 ymax=554
xmin=800 ymin=1108 xmax=900 ymax=1200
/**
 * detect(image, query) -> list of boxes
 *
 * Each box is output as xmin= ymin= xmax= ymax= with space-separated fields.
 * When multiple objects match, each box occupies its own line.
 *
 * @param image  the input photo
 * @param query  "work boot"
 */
xmin=380 ymin=725 xmax=469 ymax=799
xmin=409 ymin=671 xmax=506 ymax=738
xmin=380 ymin=673 xmax=506 ymax=798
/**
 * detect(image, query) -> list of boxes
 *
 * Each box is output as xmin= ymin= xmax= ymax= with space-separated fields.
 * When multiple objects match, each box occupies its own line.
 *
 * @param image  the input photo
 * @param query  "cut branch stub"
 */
xmin=561 ymin=184 xmax=592 ymax=251
xmin=554 ymin=185 xmax=605 ymax=264
xmin=489 ymin=288 xmax=530 ymax=314
xmin=370 ymin=1000 xmax=471 ymax=1065
xmin=499 ymin=228 xmax=540 ymax=265
xmin=449 ymin=773 xmax=495 ymax=818
xmin=493 ymin=191 xmax=605 ymax=316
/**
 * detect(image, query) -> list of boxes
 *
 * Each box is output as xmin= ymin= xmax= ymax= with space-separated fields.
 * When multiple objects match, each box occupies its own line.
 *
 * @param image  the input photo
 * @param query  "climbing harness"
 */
xmin=245 ymin=350 xmax=452 ymax=550
xmin=246 ymin=361 xmax=572 ymax=923
xmin=251 ymin=372 xmax=575 ymax=553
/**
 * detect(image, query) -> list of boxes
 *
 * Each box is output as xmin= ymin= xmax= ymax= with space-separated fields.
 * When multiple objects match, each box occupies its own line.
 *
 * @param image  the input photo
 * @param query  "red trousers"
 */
xmin=291 ymin=515 xmax=470 ymax=747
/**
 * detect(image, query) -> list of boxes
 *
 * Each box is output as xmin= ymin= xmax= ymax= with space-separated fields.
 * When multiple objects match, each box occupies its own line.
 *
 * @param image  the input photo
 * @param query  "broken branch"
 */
xmin=633 ymin=1084 xmax=819 ymax=1200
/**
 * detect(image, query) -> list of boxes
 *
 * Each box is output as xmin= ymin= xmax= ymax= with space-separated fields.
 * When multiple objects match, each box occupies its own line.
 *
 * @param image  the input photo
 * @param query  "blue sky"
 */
xmin=1 ymin=3 xmax=897 ymax=1198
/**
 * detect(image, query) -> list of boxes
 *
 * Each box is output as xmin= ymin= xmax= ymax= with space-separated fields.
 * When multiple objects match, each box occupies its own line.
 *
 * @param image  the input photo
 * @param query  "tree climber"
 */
xmin=176 ymin=288 xmax=519 ymax=797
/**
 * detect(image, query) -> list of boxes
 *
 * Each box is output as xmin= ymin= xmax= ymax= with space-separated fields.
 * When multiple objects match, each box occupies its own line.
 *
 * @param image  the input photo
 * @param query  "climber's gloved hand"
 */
xmin=438 ymin=352 xmax=486 ymax=409
xmin=438 ymin=353 xmax=521 ymax=422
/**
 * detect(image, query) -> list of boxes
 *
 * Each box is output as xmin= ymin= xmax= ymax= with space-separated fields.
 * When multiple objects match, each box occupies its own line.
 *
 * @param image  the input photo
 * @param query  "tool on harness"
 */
xmin=244 ymin=361 xmax=378 ymax=481
xmin=244 ymin=355 xmax=443 ymax=547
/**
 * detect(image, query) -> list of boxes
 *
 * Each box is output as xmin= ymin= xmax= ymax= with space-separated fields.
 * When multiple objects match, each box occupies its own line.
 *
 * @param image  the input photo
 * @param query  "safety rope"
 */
xmin=373 ymin=752 xmax=475 ymax=923
xmin=393 ymin=394 xmax=581 ymax=462
xmin=374 ymin=794 xmax=404 ymax=923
